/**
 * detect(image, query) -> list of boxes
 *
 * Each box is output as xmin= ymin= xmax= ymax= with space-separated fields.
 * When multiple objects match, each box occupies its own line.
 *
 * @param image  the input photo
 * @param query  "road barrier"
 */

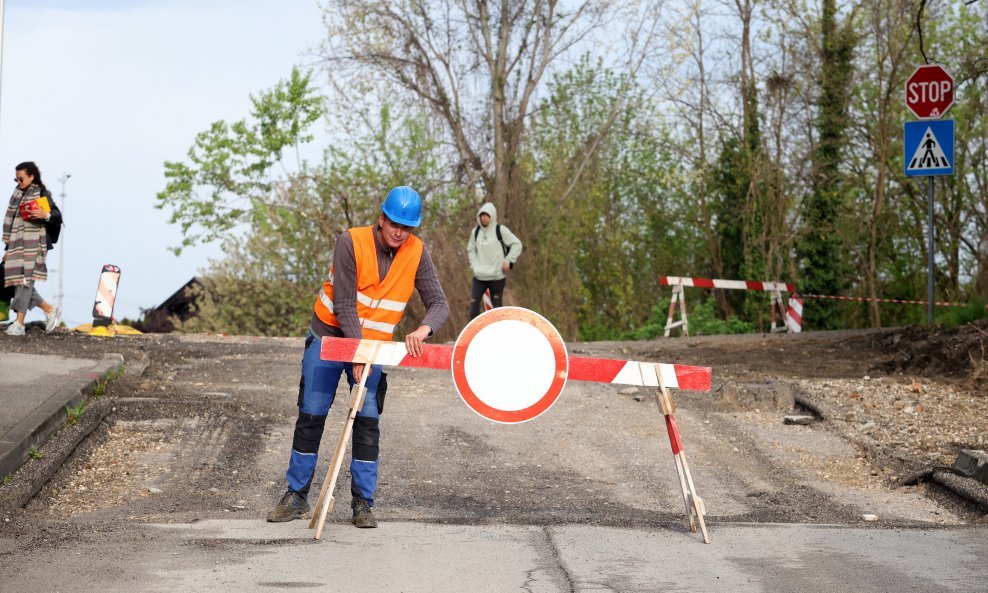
xmin=314 ymin=307 xmax=712 ymax=542
xmin=659 ymin=276 xmax=797 ymax=336
xmin=786 ymin=295 xmax=803 ymax=333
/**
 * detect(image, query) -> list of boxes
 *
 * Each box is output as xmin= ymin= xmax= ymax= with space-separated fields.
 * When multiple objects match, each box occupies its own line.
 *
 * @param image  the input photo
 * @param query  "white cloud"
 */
xmin=1 ymin=0 xmax=327 ymax=327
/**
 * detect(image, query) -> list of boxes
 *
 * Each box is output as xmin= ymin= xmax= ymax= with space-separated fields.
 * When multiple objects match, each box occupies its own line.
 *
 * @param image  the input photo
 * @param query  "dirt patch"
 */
xmin=866 ymin=321 xmax=988 ymax=385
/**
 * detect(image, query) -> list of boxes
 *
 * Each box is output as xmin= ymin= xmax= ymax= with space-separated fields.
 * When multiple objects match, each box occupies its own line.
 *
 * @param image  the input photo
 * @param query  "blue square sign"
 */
xmin=904 ymin=119 xmax=954 ymax=177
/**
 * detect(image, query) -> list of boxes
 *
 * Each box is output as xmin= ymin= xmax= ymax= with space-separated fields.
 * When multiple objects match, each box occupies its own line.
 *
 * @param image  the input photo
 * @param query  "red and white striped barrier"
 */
xmin=786 ymin=295 xmax=803 ymax=333
xmin=92 ymin=264 xmax=122 ymax=327
xmin=660 ymin=275 xmax=797 ymax=336
xmin=482 ymin=288 xmax=493 ymax=311
xmin=321 ymin=338 xmax=712 ymax=391
xmin=659 ymin=276 xmax=795 ymax=293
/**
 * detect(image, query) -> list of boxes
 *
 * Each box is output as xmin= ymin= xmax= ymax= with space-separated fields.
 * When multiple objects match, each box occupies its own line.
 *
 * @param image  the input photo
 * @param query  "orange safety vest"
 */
xmin=313 ymin=225 xmax=423 ymax=341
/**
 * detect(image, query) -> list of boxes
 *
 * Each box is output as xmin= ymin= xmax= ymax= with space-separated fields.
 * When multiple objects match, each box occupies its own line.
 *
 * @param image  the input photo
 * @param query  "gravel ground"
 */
xmin=2 ymin=324 xmax=987 ymax=531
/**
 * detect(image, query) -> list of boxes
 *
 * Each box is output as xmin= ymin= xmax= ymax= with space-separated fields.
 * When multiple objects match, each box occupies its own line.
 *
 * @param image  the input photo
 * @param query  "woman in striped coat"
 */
xmin=3 ymin=162 xmax=61 ymax=336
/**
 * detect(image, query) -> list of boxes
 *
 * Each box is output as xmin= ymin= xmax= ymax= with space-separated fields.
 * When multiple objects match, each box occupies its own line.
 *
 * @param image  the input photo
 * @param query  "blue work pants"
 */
xmin=285 ymin=333 xmax=384 ymax=507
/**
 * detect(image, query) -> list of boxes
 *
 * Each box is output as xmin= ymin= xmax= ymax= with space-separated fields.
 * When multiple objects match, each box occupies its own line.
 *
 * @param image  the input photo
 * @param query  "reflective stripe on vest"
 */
xmin=318 ymin=291 xmax=399 ymax=335
xmin=313 ymin=225 xmax=423 ymax=340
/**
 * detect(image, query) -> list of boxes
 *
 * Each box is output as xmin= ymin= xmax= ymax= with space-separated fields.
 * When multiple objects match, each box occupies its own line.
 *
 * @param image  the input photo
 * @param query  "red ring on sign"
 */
xmin=452 ymin=307 xmax=568 ymax=424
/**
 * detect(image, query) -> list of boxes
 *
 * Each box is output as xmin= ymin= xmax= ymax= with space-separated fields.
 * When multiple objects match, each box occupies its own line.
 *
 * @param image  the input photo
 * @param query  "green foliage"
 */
xmin=527 ymin=56 xmax=699 ymax=340
xmin=796 ymin=0 xmax=855 ymax=330
xmin=28 ymin=447 xmax=43 ymax=460
xmin=628 ymin=297 xmax=755 ymax=340
xmin=65 ymin=402 xmax=86 ymax=425
xmin=166 ymin=102 xmax=449 ymax=337
xmin=156 ymin=67 xmax=324 ymax=253
xmin=93 ymin=381 xmax=106 ymax=397
xmin=154 ymin=6 xmax=988 ymax=340
xmin=2 ymin=474 xmax=11 ymax=486
xmin=0 ymin=300 xmax=8 ymax=322
xmin=938 ymin=301 xmax=988 ymax=328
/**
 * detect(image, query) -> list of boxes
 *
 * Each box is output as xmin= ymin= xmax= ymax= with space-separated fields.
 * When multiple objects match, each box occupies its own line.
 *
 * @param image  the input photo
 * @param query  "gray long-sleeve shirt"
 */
xmin=310 ymin=225 xmax=449 ymax=339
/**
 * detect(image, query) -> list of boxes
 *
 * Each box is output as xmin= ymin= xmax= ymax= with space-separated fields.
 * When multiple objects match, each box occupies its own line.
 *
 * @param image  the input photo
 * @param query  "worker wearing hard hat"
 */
xmin=268 ymin=186 xmax=449 ymax=528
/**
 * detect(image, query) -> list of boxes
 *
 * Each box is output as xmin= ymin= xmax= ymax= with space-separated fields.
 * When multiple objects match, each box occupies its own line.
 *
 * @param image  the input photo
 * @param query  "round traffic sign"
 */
xmin=452 ymin=307 xmax=568 ymax=423
xmin=905 ymin=64 xmax=954 ymax=119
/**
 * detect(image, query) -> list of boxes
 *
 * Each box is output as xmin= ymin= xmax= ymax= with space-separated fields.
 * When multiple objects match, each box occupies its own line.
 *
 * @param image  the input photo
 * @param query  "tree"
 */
xmin=156 ymin=67 xmax=324 ymax=253
xmin=796 ymin=0 xmax=855 ymax=329
xmin=157 ymin=66 xmax=451 ymax=336
xmin=526 ymin=58 xmax=691 ymax=339
xmin=320 ymin=0 xmax=665 ymax=223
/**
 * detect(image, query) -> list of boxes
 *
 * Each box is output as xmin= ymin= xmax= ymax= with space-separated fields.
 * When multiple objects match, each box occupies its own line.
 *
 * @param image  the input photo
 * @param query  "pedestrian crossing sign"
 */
xmin=904 ymin=119 xmax=954 ymax=177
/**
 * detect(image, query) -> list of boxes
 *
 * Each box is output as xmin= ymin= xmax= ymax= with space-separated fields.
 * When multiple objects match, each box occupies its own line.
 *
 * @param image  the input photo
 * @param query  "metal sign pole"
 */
xmin=928 ymin=176 xmax=934 ymax=324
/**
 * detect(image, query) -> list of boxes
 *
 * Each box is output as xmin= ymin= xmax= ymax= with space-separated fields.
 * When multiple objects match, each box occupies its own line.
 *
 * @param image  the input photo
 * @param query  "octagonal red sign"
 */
xmin=905 ymin=65 xmax=954 ymax=119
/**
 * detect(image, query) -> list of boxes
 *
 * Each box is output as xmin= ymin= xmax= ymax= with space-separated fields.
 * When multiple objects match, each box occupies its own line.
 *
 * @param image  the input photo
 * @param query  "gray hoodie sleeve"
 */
xmin=500 ymin=225 xmax=523 ymax=264
xmin=467 ymin=224 xmax=479 ymax=276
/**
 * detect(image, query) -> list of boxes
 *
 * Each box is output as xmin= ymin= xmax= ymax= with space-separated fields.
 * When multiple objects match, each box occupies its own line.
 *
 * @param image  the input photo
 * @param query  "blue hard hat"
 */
xmin=381 ymin=186 xmax=423 ymax=227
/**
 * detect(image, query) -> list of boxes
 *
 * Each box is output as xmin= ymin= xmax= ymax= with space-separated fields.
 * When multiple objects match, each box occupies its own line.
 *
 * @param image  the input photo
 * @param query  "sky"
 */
xmin=0 ymin=0 xmax=327 ymax=327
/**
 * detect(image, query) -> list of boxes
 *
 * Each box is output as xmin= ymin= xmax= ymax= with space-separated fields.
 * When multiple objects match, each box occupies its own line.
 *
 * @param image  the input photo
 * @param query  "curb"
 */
xmin=0 ymin=353 xmax=123 ymax=509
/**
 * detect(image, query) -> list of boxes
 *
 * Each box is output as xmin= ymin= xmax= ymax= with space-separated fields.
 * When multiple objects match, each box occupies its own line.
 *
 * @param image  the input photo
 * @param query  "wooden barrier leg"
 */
xmin=652 ymin=364 xmax=710 ymax=543
xmin=309 ymin=344 xmax=380 ymax=539
xmin=664 ymin=284 xmax=679 ymax=337
xmin=770 ymin=289 xmax=787 ymax=333
xmin=664 ymin=284 xmax=689 ymax=337
xmin=678 ymin=286 xmax=689 ymax=337
xmin=668 ymin=419 xmax=695 ymax=531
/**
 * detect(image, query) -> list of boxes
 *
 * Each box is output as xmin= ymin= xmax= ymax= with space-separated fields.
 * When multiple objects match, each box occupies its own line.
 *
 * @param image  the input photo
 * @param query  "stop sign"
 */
xmin=905 ymin=65 xmax=954 ymax=119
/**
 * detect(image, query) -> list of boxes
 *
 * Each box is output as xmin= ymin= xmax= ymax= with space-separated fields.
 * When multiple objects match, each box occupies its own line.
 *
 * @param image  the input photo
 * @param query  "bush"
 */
xmin=938 ymin=299 xmax=988 ymax=328
xmin=628 ymin=296 xmax=755 ymax=340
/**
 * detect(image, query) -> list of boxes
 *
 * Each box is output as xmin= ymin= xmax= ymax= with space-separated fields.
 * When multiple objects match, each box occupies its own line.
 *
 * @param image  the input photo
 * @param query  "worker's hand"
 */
xmin=352 ymin=363 xmax=366 ymax=384
xmin=502 ymin=261 xmax=510 ymax=273
xmin=405 ymin=325 xmax=431 ymax=357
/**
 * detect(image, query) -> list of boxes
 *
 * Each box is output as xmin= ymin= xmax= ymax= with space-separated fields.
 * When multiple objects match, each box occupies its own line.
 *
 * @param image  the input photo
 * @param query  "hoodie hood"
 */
xmin=476 ymin=202 xmax=498 ymax=227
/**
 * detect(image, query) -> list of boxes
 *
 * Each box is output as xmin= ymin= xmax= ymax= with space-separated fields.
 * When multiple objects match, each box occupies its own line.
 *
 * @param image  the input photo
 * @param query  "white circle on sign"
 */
xmin=452 ymin=307 xmax=569 ymax=424
xmin=463 ymin=319 xmax=555 ymax=411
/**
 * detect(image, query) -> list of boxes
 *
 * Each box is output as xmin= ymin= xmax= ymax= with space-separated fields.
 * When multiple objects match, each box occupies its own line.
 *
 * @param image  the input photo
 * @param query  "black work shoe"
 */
xmin=266 ymin=490 xmax=310 ymax=522
xmin=352 ymin=499 xmax=378 ymax=528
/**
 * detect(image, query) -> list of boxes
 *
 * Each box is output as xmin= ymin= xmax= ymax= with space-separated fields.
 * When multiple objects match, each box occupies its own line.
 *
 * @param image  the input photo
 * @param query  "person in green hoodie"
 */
xmin=467 ymin=202 xmax=522 ymax=319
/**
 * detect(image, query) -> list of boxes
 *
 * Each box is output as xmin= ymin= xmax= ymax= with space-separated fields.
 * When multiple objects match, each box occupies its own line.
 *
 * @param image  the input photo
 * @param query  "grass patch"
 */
xmin=65 ymin=402 xmax=86 ymax=425
xmin=3 ymin=474 xmax=11 ymax=486
xmin=92 ymin=365 xmax=125 ymax=398
xmin=28 ymin=447 xmax=43 ymax=460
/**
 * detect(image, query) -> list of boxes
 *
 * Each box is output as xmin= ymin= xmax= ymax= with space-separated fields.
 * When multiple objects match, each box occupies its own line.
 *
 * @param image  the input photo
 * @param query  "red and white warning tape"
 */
xmin=799 ymin=293 xmax=975 ymax=308
xmin=321 ymin=338 xmax=712 ymax=392
xmin=660 ymin=276 xmax=795 ymax=293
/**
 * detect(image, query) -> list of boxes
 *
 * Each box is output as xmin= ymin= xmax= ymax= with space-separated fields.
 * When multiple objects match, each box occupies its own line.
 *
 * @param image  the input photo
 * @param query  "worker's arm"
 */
xmin=407 ymin=245 xmax=449 ymax=356
xmin=330 ymin=232 xmax=364 ymax=340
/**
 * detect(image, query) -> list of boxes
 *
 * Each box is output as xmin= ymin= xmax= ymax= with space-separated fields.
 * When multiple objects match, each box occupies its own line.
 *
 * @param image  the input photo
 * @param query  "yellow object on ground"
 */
xmin=71 ymin=323 xmax=143 ymax=337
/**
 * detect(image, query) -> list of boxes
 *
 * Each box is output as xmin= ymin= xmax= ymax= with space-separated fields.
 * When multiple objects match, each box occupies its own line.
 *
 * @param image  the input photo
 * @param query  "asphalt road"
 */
xmin=0 ymin=332 xmax=986 ymax=592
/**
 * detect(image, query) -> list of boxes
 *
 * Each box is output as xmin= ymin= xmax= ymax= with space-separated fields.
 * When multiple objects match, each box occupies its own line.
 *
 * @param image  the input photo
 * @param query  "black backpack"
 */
xmin=42 ymin=190 xmax=62 ymax=246
xmin=474 ymin=223 xmax=508 ymax=256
